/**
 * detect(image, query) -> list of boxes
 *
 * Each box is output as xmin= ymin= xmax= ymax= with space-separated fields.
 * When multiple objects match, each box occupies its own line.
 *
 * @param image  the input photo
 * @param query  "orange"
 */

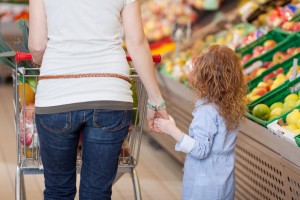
xmin=19 ymin=82 xmax=35 ymax=106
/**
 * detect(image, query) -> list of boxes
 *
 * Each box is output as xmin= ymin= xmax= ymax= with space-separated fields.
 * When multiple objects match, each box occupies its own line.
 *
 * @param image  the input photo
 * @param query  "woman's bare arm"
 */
xmin=122 ymin=1 xmax=168 ymax=130
xmin=28 ymin=0 xmax=47 ymax=65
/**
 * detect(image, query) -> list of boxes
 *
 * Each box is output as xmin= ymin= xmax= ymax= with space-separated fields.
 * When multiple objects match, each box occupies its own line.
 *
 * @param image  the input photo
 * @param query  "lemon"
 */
xmin=292 ymin=129 xmax=300 ymax=135
xmin=286 ymin=109 xmax=300 ymax=126
xmin=270 ymin=102 xmax=283 ymax=111
xmin=285 ymin=93 xmax=299 ymax=102
xmin=282 ymin=100 xmax=297 ymax=114
xmin=284 ymin=124 xmax=298 ymax=131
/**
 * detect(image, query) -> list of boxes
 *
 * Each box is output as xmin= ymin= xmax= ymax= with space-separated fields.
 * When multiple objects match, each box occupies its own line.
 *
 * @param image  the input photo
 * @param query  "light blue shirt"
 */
xmin=176 ymin=99 xmax=238 ymax=200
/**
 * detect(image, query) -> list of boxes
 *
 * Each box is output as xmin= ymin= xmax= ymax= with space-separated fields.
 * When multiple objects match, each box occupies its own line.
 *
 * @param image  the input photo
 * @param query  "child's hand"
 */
xmin=154 ymin=115 xmax=178 ymax=136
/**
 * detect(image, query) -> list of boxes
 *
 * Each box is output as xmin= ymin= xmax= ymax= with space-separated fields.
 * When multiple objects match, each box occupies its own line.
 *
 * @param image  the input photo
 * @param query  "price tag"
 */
xmin=289 ymin=58 xmax=298 ymax=82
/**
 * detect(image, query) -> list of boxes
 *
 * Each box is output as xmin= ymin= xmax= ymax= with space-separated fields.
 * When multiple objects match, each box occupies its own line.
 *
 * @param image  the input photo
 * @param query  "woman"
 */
xmin=29 ymin=0 xmax=167 ymax=199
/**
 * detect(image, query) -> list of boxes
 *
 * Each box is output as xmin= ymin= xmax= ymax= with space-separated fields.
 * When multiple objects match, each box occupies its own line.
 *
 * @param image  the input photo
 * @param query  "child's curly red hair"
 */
xmin=188 ymin=45 xmax=247 ymax=130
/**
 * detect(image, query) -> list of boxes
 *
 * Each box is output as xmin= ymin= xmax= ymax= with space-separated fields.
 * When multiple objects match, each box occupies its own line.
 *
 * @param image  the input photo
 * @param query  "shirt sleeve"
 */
xmin=125 ymin=0 xmax=136 ymax=5
xmin=175 ymin=107 xmax=218 ymax=159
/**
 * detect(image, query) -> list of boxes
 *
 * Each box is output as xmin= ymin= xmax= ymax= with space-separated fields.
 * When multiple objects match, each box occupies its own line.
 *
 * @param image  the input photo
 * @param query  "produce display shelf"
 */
xmin=149 ymin=72 xmax=300 ymax=200
xmin=246 ymin=77 xmax=300 ymax=127
xmin=151 ymin=72 xmax=300 ymax=165
xmin=247 ymin=52 xmax=300 ymax=92
xmin=236 ymin=28 xmax=290 ymax=57
xmin=244 ymin=33 xmax=300 ymax=68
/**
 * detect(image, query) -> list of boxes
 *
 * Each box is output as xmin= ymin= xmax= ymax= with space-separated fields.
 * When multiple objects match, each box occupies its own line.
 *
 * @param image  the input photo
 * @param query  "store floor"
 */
xmin=0 ymin=84 xmax=183 ymax=200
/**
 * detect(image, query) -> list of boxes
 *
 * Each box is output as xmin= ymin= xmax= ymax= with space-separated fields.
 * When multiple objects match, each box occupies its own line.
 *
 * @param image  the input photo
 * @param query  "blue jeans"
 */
xmin=35 ymin=109 xmax=132 ymax=200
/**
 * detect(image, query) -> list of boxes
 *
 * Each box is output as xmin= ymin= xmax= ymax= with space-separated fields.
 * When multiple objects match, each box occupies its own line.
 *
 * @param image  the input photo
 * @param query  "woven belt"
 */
xmin=38 ymin=73 xmax=131 ymax=83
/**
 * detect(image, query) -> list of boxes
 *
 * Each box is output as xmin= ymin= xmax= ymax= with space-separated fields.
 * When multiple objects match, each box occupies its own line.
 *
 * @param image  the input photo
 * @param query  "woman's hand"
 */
xmin=154 ymin=115 xmax=184 ymax=142
xmin=147 ymin=108 xmax=168 ymax=132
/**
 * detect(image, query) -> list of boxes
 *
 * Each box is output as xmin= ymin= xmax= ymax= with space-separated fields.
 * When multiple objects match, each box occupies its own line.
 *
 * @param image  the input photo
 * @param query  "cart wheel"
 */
xmin=148 ymin=138 xmax=162 ymax=150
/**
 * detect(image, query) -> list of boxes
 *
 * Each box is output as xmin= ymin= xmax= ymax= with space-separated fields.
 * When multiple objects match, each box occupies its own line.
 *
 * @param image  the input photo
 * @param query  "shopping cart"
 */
xmin=12 ymin=52 xmax=161 ymax=200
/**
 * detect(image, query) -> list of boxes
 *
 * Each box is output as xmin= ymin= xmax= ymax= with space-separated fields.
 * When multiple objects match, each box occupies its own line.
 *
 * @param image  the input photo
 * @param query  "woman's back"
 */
xmin=36 ymin=0 xmax=135 ymax=110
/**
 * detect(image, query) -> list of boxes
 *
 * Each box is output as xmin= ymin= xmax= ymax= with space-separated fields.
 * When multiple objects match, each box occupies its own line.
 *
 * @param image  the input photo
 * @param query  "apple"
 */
xmin=292 ymin=22 xmax=300 ymax=32
xmin=252 ymin=46 xmax=265 ymax=55
xmin=282 ymin=21 xmax=294 ymax=31
xmin=256 ymin=88 xmax=268 ymax=96
xmin=272 ymin=52 xmax=285 ymax=64
xmin=256 ymin=68 xmax=267 ymax=77
xmin=287 ymin=47 xmax=296 ymax=55
xmin=263 ymin=40 xmax=277 ymax=48
xmin=263 ymin=74 xmax=273 ymax=82
xmin=262 ymin=61 xmax=272 ymax=68
xmin=241 ymin=54 xmax=253 ymax=64
xmin=282 ymin=53 xmax=292 ymax=62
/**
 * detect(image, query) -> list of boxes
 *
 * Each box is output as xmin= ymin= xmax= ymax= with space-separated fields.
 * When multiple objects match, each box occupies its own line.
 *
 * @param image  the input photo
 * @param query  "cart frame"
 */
xmin=12 ymin=52 xmax=161 ymax=200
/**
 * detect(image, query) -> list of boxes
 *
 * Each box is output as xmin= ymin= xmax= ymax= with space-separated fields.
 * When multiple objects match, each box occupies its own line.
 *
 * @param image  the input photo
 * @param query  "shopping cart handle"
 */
xmin=126 ymin=54 xmax=161 ymax=64
xmin=15 ymin=52 xmax=32 ymax=63
xmin=15 ymin=52 xmax=162 ymax=64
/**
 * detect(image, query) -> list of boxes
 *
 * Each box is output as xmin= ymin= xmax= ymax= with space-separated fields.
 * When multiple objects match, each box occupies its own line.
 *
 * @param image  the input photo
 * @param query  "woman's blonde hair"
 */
xmin=188 ymin=45 xmax=247 ymax=130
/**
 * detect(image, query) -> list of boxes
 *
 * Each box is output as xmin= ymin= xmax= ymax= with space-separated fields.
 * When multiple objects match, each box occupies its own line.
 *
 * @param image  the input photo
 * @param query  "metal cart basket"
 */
xmin=12 ymin=52 xmax=161 ymax=200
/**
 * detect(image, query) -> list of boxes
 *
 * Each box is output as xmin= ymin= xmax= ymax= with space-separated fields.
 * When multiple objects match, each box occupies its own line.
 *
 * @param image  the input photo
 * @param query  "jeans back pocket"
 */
xmin=37 ymin=112 xmax=72 ymax=134
xmin=93 ymin=110 xmax=132 ymax=131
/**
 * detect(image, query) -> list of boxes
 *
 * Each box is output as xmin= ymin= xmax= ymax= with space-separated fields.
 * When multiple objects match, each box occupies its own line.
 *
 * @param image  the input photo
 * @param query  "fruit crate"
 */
xmin=267 ymin=103 xmax=300 ymax=148
xmin=247 ymin=52 xmax=300 ymax=92
xmin=236 ymin=29 xmax=290 ymax=58
xmin=246 ymin=77 xmax=300 ymax=127
xmin=243 ymin=32 xmax=299 ymax=68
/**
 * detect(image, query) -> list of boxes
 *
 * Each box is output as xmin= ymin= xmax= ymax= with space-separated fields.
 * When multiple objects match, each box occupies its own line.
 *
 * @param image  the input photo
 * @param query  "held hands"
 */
xmin=154 ymin=115 xmax=177 ymax=135
xmin=147 ymin=108 xmax=168 ymax=132
xmin=147 ymin=99 xmax=168 ymax=132
xmin=155 ymin=115 xmax=185 ymax=142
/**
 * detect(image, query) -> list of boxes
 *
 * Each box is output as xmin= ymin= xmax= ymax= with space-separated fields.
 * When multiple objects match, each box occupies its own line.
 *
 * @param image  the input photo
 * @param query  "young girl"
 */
xmin=155 ymin=45 xmax=247 ymax=200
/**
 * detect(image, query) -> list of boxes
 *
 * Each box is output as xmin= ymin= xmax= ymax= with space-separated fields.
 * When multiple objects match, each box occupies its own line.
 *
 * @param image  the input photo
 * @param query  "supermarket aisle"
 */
xmin=0 ymin=84 xmax=183 ymax=200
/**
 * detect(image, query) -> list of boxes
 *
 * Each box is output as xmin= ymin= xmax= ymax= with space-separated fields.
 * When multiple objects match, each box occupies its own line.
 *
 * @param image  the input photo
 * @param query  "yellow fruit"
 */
xmin=19 ymin=82 xmax=35 ymax=107
xmin=276 ymin=73 xmax=286 ymax=80
xmin=286 ymin=109 xmax=300 ymax=126
xmin=292 ymin=129 xmax=300 ymax=135
xmin=257 ymin=82 xmax=268 ymax=88
xmin=268 ymin=107 xmax=283 ymax=120
xmin=256 ymin=68 xmax=267 ymax=77
xmin=296 ymin=99 xmax=300 ymax=107
xmin=273 ymin=79 xmax=284 ymax=86
xmin=270 ymin=102 xmax=284 ymax=110
xmin=285 ymin=93 xmax=299 ymax=102
xmin=282 ymin=100 xmax=297 ymax=114
xmin=248 ymin=95 xmax=260 ymax=102
xmin=270 ymin=107 xmax=282 ymax=116
xmin=252 ymin=104 xmax=270 ymax=120
xmin=297 ymin=119 xmax=300 ymax=129
xmin=284 ymin=124 xmax=298 ymax=131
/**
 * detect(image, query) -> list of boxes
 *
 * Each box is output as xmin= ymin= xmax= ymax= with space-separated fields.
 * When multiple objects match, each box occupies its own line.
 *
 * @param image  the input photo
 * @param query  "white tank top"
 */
xmin=35 ymin=0 xmax=136 ymax=107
